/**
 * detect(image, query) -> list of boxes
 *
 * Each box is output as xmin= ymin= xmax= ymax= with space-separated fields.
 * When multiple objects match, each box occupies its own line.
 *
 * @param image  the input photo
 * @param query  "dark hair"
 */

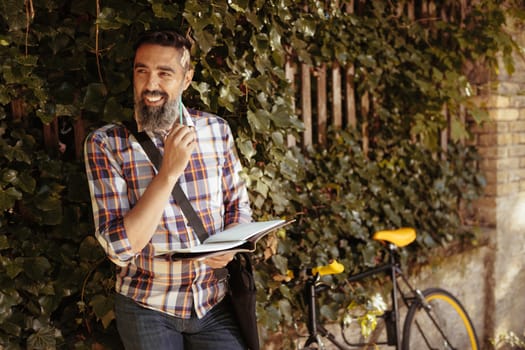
xmin=133 ymin=30 xmax=192 ymax=53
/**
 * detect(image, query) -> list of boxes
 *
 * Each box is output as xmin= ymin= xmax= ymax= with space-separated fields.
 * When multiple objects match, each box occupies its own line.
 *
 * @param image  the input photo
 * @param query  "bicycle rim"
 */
xmin=402 ymin=288 xmax=479 ymax=350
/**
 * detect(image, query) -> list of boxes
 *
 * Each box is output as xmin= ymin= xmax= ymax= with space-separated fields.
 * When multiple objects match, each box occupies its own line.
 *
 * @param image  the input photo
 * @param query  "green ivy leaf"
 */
xmin=34 ymin=195 xmax=61 ymax=212
xmin=97 ymin=7 xmax=122 ymax=30
xmin=82 ymin=83 xmax=108 ymax=113
xmin=0 ymin=288 xmax=21 ymax=323
xmin=103 ymin=97 xmax=127 ymax=122
xmin=247 ymin=109 xmax=271 ymax=133
xmin=2 ymin=257 xmax=21 ymax=279
xmin=27 ymin=327 xmax=57 ymax=350
xmin=194 ymin=31 xmax=216 ymax=55
xmin=79 ymin=236 xmax=104 ymax=261
xmin=13 ymin=170 xmax=36 ymax=193
xmin=89 ymin=294 xmax=115 ymax=329
xmin=229 ymin=0 xmax=247 ymax=13
xmin=24 ymin=257 xmax=52 ymax=281
xmin=271 ymin=254 xmax=288 ymax=275
xmin=0 ymin=235 xmax=8 ymax=249
xmin=151 ymin=3 xmax=180 ymax=20
xmin=0 ymin=187 xmax=22 ymax=210
xmin=237 ymin=138 xmax=256 ymax=161
xmin=1 ymin=168 xmax=17 ymax=183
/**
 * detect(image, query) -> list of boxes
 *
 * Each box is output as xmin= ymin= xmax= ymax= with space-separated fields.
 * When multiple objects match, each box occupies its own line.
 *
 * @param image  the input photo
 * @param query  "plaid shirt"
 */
xmin=84 ymin=107 xmax=252 ymax=319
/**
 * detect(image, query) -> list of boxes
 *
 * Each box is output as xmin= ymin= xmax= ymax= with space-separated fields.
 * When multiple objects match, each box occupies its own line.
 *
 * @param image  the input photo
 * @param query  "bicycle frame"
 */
xmin=295 ymin=227 xmax=478 ymax=350
xmin=302 ymin=243 xmax=422 ymax=350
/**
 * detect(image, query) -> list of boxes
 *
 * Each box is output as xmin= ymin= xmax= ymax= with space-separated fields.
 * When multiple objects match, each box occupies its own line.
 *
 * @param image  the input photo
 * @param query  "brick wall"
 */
xmin=472 ymin=24 xmax=525 ymax=347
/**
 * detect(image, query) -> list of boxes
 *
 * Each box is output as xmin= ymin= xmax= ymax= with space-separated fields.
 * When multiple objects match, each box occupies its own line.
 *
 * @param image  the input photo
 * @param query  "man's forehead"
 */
xmin=134 ymin=44 xmax=189 ymax=68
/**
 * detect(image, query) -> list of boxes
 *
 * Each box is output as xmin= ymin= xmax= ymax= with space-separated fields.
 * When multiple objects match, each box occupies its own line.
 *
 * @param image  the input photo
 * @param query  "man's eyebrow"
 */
xmin=157 ymin=65 xmax=176 ymax=73
xmin=133 ymin=62 xmax=176 ymax=73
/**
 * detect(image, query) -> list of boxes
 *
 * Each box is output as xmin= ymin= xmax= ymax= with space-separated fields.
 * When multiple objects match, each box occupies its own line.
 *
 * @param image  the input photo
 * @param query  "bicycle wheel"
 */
xmin=402 ymin=288 xmax=479 ymax=350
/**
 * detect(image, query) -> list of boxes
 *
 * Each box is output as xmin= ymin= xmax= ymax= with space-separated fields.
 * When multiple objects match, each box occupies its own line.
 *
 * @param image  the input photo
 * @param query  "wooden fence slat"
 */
xmin=408 ymin=0 xmax=415 ymax=20
xmin=441 ymin=104 xmax=449 ymax=157
xmin=301 ymin=63 xmax=312 ymax=148
xmin=460 ymin=104 xmax=466 ymax=145
xmin=460 ymin=0 xmax=467 ymax=24
xmin=361 ymin=91 xmax=370 ymax=156
xmin=332 ymin=62 xmax=342 ymax=128
xmin=396 ymin=2 xmax=404 ymax=17
xmin=11 ymin=99 xmax=24 ymax=120
xmin=422 ymin=0 xmax=429 ymax=18
xmin=43 ymin=118 xmax=58 ymax=153
xmin=285 ymin=59 xmax=297 ymax=147
xmin=441 ymin=2 xmax=448 ymax=21
xmin=429 ymin=0 xmax=437 ymax=18
xmin=74 ymin=117 xmax=85 ymax=160
xmin=345 ymin=0 xmax=357 ymax=129
xmin=346 ymin=65 xmax=357 ymax=128
xmin=317 ymin=64 xmax=327 ymax=146
xmin=345 ymin=0 xmax=354 ymax=15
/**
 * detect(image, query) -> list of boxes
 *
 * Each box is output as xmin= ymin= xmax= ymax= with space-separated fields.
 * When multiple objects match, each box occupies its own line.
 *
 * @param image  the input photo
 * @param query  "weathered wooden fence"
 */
xmin=285 ymin=0 xmax=473 ymax=154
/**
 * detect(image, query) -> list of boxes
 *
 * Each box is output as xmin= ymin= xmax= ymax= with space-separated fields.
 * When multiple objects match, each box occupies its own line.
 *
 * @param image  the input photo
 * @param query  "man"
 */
xmin=84 ymin=30 xmax=252 ymax=349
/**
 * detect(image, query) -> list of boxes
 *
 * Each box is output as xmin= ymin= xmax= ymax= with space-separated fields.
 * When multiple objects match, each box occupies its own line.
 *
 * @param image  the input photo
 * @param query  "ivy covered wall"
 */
xmin=0 ymin=0 xmax=522 ymax=348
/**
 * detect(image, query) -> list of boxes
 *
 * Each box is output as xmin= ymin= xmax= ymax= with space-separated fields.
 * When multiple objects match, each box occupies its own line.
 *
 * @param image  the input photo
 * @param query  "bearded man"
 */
xmin=84 ymin=30 xmax=252 ymax=350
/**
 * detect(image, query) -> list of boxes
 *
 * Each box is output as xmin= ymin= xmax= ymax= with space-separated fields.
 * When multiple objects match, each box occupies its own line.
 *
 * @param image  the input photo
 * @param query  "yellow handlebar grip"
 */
xmin=312 ymin=259 xmax=345 ymax=276
xmin=285 ymin=260 xmax=344 ymax=280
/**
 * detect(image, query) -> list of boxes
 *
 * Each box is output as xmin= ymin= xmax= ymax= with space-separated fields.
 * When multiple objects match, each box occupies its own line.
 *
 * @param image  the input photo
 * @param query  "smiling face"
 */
xmin=133 ymin=43 xmax=193 ymax=132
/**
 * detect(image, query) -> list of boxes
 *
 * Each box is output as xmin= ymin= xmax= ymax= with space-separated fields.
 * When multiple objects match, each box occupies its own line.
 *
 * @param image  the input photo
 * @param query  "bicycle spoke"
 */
xmin=413 ymin=319 xmax=441 ymax=350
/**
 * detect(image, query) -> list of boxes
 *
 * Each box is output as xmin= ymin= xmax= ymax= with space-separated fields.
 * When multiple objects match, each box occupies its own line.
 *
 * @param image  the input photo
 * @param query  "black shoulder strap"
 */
xmin=123 ymin=121 xmax=209 ymax=243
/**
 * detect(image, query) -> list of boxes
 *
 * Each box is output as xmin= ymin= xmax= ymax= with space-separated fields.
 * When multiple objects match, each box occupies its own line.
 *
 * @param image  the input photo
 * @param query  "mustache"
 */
xmin=141 ymin=90 xmax=168 ymax=99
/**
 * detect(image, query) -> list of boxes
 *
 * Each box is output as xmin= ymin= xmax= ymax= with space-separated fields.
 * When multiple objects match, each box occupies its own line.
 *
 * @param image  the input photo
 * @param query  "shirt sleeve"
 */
xmin=221 ymin=123 xmax=253 ymax=226
xmin=84 ymin=128 xmax=136 ymax=266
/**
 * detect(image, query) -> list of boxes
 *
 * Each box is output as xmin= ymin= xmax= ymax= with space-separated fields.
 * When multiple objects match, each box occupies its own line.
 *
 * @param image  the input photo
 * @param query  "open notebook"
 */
xmin=164 ymin=219 xmax=294 ymax=260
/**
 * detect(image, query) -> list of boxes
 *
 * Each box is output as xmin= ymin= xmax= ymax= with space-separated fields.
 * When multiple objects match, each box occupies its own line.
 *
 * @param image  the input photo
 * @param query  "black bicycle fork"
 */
xmin=303 ymin=276 xmax=349 ymax=349
xmin=304 ymin=277 xmax=322 ymax=347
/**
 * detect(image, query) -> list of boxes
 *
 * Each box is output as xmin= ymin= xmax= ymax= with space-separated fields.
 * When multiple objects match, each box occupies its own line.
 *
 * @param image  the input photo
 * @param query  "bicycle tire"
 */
xmin=402 ymin=287 xmax=479 ymax=350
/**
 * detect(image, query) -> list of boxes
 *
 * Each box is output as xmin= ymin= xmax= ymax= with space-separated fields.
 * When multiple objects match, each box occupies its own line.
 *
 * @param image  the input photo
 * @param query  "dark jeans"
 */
xmin=114 ymin=293 xmax=246 ymax=350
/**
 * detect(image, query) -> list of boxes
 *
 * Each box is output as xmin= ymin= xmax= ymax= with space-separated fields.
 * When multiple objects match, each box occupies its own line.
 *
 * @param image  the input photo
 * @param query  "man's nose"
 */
xmin=145 ymin=74 xmax=160 ymax=89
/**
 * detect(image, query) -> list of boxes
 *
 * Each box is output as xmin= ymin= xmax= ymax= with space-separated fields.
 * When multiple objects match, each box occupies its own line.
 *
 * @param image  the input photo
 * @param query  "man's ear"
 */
xmin=183 ymin=68 xmax=194 ymax=91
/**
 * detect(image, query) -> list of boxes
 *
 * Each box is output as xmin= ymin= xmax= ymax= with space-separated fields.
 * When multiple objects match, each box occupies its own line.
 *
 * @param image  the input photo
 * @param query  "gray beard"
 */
xmin=135 ymin=96 xmax=178 ymax=132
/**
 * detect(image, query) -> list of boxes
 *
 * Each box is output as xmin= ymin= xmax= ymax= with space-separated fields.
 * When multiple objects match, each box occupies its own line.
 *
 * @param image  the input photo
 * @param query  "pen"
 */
xmin=179 ymin=97 xmax=183 ymax=125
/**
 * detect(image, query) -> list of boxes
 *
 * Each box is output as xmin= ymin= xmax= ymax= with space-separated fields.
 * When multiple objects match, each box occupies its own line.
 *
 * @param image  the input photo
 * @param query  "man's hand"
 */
xmin=202 ymin=251 xmax=236 ymax=269
xmin=161 ymin=124 xmax=196 ymax=182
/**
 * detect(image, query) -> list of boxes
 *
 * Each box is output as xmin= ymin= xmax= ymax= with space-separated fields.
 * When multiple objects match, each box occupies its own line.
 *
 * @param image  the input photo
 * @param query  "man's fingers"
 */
xmin=202 ymin=252 xmax=236 ymax=268
xmin=166 ymin=125 xmax=196 ymax=146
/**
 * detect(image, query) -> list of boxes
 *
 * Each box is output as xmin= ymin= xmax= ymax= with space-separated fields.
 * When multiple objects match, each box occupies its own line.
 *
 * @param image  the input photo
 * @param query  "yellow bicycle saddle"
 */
xmin=373 ymin=227 xmax=416 ymax=247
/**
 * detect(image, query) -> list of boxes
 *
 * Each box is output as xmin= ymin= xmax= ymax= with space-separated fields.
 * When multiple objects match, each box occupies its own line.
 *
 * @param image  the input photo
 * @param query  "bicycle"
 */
xmin=286 ymin=227 xmax=479 ymax=350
